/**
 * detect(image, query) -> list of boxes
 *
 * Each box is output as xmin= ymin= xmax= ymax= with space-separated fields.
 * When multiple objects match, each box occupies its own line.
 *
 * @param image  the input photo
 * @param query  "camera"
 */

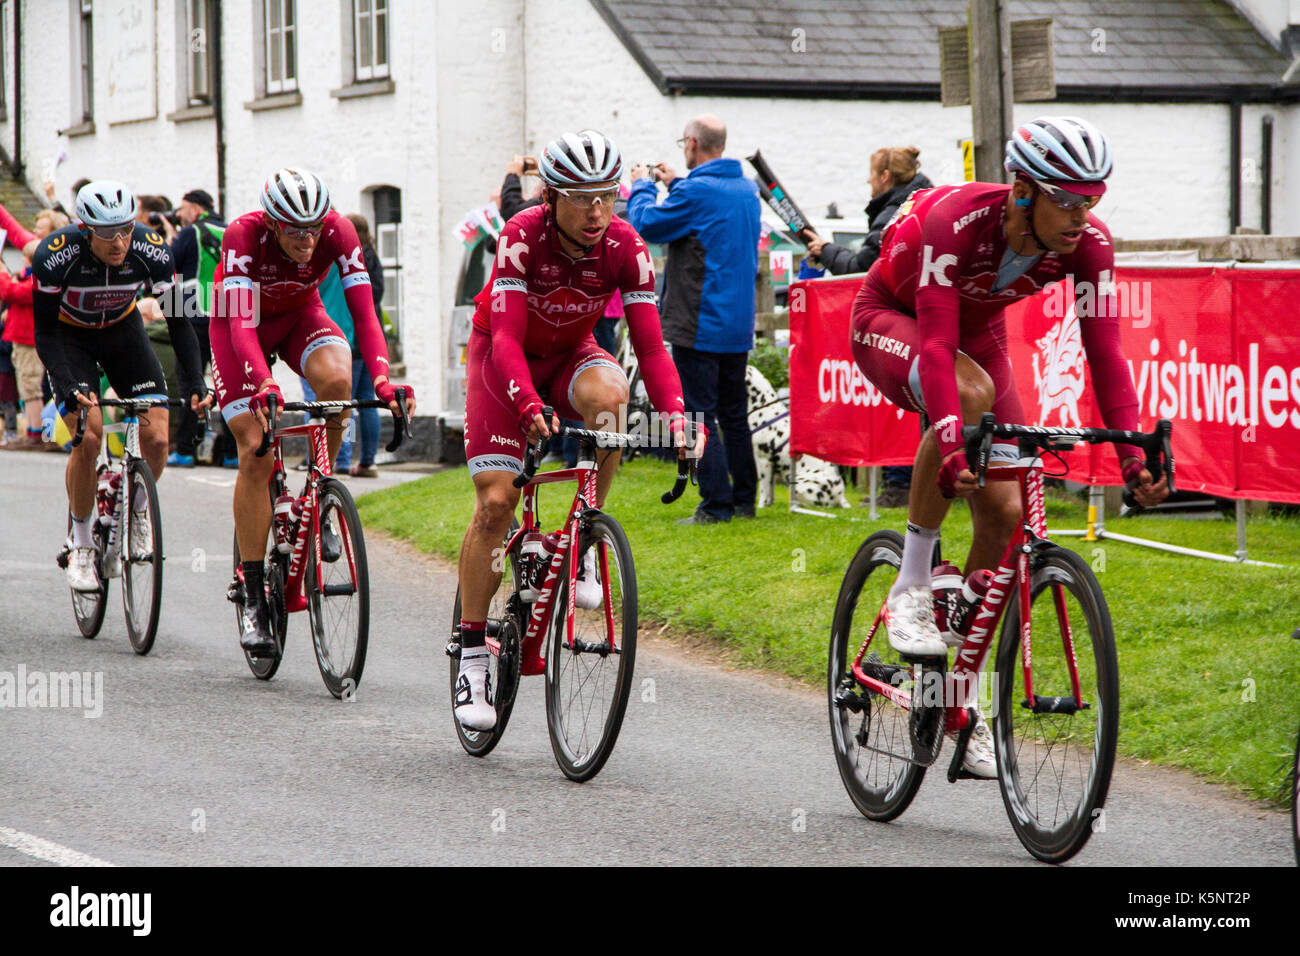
xmin=148 ymin=210 xmax=181 ymax=229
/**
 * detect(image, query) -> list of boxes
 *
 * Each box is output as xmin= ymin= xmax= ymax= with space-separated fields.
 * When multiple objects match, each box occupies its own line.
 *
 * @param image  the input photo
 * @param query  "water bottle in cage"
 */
xmin=948 ymin=569 xmax=994 ymax=639
xmin=273 ymin=495 xmax=301 ymax=553
xmin=930 ymin=563 xmax=963 ymax=637
xmin=97 ymin=465 xmax=122 ymax=527
xmin=518 ymin=531 xmax=561 ymax=601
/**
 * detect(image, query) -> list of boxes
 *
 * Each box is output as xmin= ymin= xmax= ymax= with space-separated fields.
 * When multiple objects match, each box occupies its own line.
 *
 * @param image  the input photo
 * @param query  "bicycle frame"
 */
xmin=848 ymin=456 xmax=1081 ymax=732
xmin=504 ymin=447 xmax=612 ymax=675
xmin=265 ymin=417 xmax=347 ymax=615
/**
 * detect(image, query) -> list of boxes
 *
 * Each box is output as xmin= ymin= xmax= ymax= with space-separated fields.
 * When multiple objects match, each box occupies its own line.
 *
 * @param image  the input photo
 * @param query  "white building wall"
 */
xmin=4 ymin=0 xmax=1297 ymax=424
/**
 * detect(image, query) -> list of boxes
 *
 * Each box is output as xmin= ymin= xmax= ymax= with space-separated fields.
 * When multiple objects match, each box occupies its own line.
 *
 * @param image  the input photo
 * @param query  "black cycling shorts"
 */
xmin=51 ymin=312 xmax=169 ymax=413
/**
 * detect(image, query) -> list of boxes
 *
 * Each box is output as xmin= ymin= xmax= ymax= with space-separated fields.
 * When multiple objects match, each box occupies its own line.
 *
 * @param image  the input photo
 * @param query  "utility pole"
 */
xmin=969 ymin=0 xmax=1014 ymax=183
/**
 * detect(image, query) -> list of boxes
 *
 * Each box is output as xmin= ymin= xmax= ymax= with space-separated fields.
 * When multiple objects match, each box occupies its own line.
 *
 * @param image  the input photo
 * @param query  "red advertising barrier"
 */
xmin=788 ymin=267 xmax=1300 ymax=504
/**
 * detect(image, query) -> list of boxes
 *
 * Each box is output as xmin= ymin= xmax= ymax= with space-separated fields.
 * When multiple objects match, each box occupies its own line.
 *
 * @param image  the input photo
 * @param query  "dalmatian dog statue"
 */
xmin=747 ymin=364 xmax=850 ymax=508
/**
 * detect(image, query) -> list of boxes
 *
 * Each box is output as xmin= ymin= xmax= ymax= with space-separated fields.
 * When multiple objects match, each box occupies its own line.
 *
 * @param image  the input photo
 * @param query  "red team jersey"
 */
xmin=472 ymin=204 xmax=684 ymax=424
xmin=861 ymin=182 xmax=1139 ymax=461
xmin=213 ymin=209 xmax=390 ymax=395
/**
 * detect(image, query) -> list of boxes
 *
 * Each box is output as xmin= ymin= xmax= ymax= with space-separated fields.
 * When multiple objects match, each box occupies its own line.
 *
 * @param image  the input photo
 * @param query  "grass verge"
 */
xmin=357 ymin=457 xmax=1300 ymax=804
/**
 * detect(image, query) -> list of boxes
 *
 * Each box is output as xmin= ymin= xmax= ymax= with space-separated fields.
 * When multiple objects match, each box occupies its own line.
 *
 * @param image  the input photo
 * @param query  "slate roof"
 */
xmin=590 ymin=0 xmax=1299 ymax=101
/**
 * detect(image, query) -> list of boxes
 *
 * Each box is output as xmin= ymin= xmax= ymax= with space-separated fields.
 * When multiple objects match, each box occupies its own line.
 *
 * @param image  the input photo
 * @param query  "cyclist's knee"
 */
xmin=473 ymin=482 xmax=519 ymax=536
xmin=139 ymin=428 xmax=168 ymax=459
xmin=976 ymin=493 xmax=1021 ymax=538
xmin=956 ymin=364 xmax=996 ymax=423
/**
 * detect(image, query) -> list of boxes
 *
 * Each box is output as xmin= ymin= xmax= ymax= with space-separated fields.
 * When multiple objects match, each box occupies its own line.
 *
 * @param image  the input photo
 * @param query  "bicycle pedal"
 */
xmin=951 ymin=769 xmax=997 ymax=781
xmin=226 ymin=579 xmax=245 ymax=604
xmin=898 ymin=652 xmax=947 ymax=665
xmin=445 ymin=641 xmax=461 ymax=658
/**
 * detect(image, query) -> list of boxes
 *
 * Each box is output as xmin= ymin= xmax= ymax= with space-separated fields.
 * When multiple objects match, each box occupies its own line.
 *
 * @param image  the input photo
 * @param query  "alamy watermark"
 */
xmin=0 ymin=665 xmax=103 ymax=718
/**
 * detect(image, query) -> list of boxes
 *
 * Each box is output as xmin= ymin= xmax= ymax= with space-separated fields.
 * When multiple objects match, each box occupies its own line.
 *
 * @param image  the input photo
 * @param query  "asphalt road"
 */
xmin=0 ymin=451 xmax=1291 ymax=866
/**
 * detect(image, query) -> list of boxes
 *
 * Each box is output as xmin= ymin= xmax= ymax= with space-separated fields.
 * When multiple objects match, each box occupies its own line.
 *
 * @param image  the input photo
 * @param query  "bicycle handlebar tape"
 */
xmin=255 ymin=394 xmax=279 ymax=458
xmin=662 ymin=456 xmax=692 ymax=504
xmin=385 ymin=387 xmax=410 ymax=454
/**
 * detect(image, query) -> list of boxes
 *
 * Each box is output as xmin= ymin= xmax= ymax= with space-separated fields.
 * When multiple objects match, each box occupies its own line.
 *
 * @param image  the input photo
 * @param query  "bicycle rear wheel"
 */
xmin=449 ymin=520 xmax=522 ymax=757
xmin=69 ymin=519 xmax=109 ymax=639
xmin=544 ymin=512 xmax=636 ymax=782
xmin=232 ymin=531 xmax=288 ymax=681
xmin=828 ymin=530 xmax=928 ymax=821
xmin=122 ymin=459 xmax=164 ymax=655
xmin=994 ymin=544 xmax=1118 ymax=863
xmin=307 ymin=479 xmax=369 ymax=698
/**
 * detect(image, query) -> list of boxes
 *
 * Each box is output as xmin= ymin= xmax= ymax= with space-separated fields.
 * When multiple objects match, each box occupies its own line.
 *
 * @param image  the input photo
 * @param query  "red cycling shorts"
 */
xmin=464 ymin=328 xmax=624 ymax=477
xmin=850 ymin=270 xmax=1023 ymax=462
xmin=210 ymin=295 xmax=350 ymax=421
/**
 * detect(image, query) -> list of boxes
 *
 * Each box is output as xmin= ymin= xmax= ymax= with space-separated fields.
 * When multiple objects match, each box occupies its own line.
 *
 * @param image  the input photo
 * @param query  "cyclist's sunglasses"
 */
xmin=555 ymin=187 xmax=619 ymax=209
xmin=1036 ymin=182 xmax=1101 ymax=211
xmin=277 ymin=220 xmax=326 ymax=239
xmin=88 ymin=224 xmax=134 ymax=241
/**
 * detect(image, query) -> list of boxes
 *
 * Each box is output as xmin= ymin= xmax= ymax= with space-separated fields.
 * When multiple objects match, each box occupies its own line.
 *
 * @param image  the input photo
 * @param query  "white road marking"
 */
xmin=186 ymin=476 xmax=236 ymax=487
xmin=0 ymin=826 xmax=115 ymax=867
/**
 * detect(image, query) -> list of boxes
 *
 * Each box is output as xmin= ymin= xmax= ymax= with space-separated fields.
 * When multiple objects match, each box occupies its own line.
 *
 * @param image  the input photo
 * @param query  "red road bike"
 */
xmin=228 ymin=393 xmax=410 ymax=696
xmin=448 ymin=410 xmax=695 ymax=781
xmin=829 ymin=414 xmax=1173 ymax=862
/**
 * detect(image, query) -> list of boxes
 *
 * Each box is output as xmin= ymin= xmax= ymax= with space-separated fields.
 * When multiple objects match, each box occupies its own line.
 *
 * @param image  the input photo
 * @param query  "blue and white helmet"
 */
xmin=1004 ymin=116 xmax=1112 ymax=195
xmin=260 ymin=167 xmax=331 ymax=225
xmin=75 ymin=180 xmax=137 ymax=227
xmin=538 ymin=130 xmax=623 ymax=190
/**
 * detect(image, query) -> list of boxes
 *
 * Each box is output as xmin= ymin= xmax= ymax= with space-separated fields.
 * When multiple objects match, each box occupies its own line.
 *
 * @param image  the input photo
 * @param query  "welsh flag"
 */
xmin=452 ymin=202 xmax=506 ymax=249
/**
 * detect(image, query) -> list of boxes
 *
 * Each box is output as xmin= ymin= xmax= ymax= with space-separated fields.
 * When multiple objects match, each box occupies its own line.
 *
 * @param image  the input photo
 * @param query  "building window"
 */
xmin=0 ymin=1 xmax=9 ymax=117
xmin=354 ymin=0 xmax=389 ymax=81
xmin=265 ymin=0 xmax=297 ymax=95
xmin=186 ymin=0 xmax=215 ymax=106
xmin=373 ymin=186 xmax=402 ymax=346
xmin=79 ymin=0 xmax=94 ymax=122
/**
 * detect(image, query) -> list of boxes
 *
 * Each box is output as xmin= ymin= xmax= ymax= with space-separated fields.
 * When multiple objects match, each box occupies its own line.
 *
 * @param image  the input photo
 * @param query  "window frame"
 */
xmin=186 ymin=0 xmax=214 ymax=106
xmin=264 ymin=0 xmax=297 ymax=95
xmin=354 ymin=0 xmax=389 ymax=82
xmin=79 ymin=0 xmax=94 ymax=122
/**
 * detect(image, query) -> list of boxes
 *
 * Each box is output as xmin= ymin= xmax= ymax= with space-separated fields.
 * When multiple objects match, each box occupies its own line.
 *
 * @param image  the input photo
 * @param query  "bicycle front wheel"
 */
xmin=544 ymin=512 xmax=636 ymax=782
xmin=70 ymin=519 xmax=109 ymax=639
xmin=449 ymin=522 xmax=522 ymax=757
xmin=308 ymin=478 xmax=369 ymax=699
xmin=994 ymin=544 xmax=1119 ymax=863
xmin=233 ymin=530 xmax=288 ymax=681
xmin=122 ymin=459 xmax=164 ymax=655
xmin=828 ymin=530 xmax=927 ymax=821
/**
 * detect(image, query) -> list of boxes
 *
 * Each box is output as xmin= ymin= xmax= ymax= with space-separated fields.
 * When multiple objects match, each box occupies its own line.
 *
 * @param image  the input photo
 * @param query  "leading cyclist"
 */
xmin=210 ymin=168 xmax=415 ymax=657
xmin=455 ymin=130 xmax=705 ymax=731
xmin=849 ymin=116 xmax=1169 ymax=776
xmin=33 ymin=181 xmax=208 ymax=592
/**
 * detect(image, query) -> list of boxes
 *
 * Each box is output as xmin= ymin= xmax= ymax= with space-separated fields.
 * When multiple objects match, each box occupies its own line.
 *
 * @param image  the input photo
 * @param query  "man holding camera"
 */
xmin=627 ymin=114 xmax=761 ymax=524
xmin=165 ymin=190 xmax=227 ymax=466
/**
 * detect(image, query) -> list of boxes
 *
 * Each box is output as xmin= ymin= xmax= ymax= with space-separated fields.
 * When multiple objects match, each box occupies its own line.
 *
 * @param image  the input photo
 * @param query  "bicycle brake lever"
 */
xmin=255 ymin=394 xmax=279 ymax=458
xmin=385 ymin=388 xmax=411 ymax=453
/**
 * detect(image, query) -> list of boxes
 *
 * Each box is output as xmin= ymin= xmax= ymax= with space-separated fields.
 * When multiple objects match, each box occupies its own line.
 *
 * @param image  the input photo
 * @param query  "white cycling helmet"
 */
xmin=538 ymin=130 xmax=623 ymax=190
xmin=76 ymin=180 xmax=138 ymax=227
xmin=260 ymin=167 xmax=331 ymax=225
xmin=1004 ymin=116 xmax=1112 ymax=195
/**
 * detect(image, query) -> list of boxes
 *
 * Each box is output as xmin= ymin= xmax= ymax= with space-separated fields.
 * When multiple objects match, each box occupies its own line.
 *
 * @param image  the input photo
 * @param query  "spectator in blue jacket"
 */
xmin=628 ymin=114 xmax=761 ymax=524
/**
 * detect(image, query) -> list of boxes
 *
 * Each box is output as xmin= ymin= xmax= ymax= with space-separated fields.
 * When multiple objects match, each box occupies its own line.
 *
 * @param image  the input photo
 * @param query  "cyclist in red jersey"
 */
xmin=454 ymin=130 xmax=705 ymax=730
xmin=211 ymin=168 xmax=416 ymax=656
xmin=850 ymin=116 xmax=1168 ymax=776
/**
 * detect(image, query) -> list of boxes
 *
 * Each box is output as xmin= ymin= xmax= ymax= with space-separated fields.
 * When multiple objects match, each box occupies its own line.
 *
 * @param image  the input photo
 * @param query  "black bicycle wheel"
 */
xmin=828 ymin=530 xmax=928 ymax=821
xmin=121 ymin=459 xmax=164 ymax=655
xmin=1292 ymin=723 xmax=1300 ymax=865
xmin=233 ymin=531 xmax=288 ymax=681
xmin=449 ymin=520 xmax=523 ymax=757
xmin=307 ymin=479 xmax=369 ymax=698
xmin=69 ymin=517 xmax=109 ymax=640
xmin=544 ymin=512 xmax=637 ymax=782
xmin=994 ymin=544 xmax=1119 ymax=863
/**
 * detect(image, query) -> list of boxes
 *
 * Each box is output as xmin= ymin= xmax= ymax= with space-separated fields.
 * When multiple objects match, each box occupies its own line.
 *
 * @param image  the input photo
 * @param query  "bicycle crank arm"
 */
xmin=1021 ymin=694 xmax=1086 ymax=714
xmin=946 ymin=706 xmax=979 ymax=783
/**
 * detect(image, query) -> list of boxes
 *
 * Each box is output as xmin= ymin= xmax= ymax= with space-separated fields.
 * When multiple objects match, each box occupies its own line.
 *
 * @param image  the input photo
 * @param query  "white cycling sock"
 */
xmin=70 ymin=511 xmax=93 ymax=548
xmin=891 ymin=522 xmax=941 ymax=597
xmin=458 ymin=646 xmax=490 ymax=678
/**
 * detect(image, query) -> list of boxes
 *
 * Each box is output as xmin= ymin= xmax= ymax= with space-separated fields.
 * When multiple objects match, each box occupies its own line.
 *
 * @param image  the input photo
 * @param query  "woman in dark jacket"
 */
xmin=343 ymin=213 xmax=385 ymax=476
xmin=805 ymin=146 xmax=933 ymax=276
